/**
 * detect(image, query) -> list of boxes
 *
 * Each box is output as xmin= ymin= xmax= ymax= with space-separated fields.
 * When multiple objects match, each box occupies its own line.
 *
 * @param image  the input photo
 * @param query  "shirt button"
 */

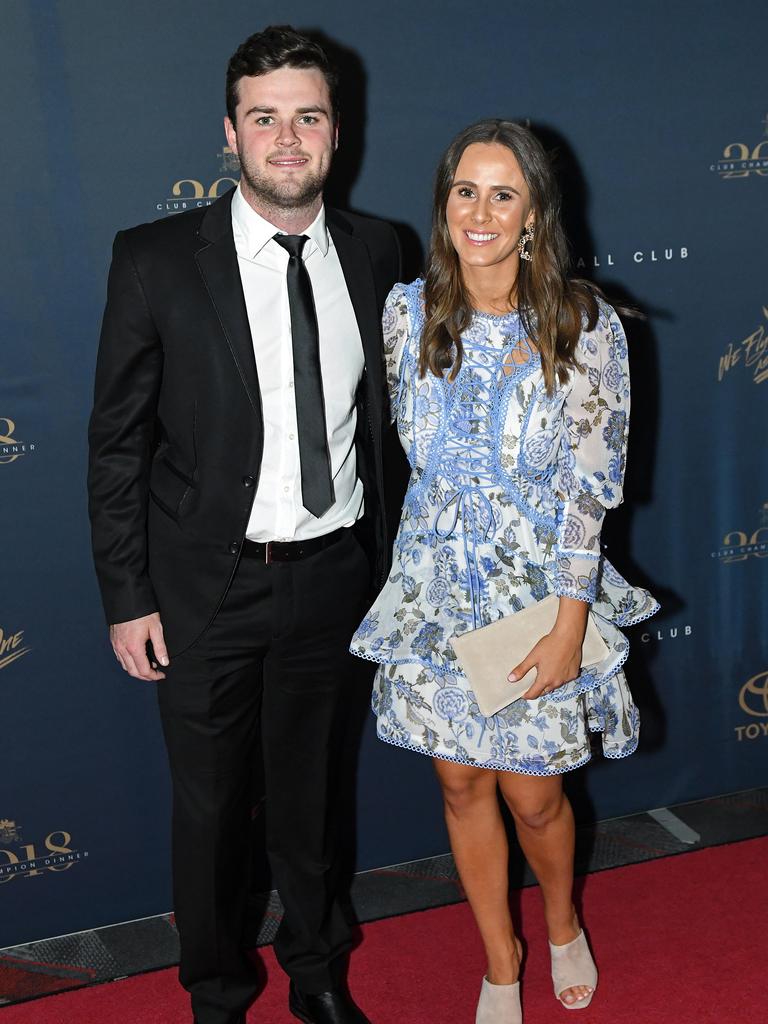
xmin=288 ymin=380 xmax=294 ymax=389
xmin=283 ymin=486 xmax=290 ymax=493
xmin=228 ymin=541 xmax=239 ymax=555
xmin=242 ymin=475 xmax=255 ymax=488
xmin=288 ymin=433 xmax=295 ymax=441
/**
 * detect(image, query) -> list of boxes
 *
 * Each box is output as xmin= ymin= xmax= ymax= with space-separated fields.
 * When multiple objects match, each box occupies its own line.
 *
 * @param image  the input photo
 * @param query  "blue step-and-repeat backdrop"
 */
xmin=1 ymin=0 xmax=766 ymax=949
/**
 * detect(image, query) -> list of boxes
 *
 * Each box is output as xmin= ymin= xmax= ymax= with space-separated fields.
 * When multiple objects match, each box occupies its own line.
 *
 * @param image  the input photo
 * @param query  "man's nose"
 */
xmin=276 ymin=120 xmax=300 ymax=147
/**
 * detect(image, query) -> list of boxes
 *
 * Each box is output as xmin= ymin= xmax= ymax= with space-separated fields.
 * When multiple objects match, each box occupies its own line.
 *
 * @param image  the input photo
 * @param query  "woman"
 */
xmin=351 ymin=120 xmax=658 ymax=1023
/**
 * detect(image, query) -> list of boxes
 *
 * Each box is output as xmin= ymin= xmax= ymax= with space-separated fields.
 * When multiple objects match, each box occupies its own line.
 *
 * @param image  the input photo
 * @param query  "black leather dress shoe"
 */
xmin=193 ymin=1017 xmax=244 ymax=1024
xmin=289 ymin=981 xmax=371 ymax=1024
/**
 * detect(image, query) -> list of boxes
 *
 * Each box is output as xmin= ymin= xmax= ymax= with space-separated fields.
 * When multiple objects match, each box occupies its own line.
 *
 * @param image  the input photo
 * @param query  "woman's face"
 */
xmin=446 ymin=142 xmax=534 ymax=276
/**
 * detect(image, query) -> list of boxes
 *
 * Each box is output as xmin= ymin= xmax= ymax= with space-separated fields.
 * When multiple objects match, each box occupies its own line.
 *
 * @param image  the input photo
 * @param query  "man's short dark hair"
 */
xmin=226 ymin=25 xmax=339 ymax=126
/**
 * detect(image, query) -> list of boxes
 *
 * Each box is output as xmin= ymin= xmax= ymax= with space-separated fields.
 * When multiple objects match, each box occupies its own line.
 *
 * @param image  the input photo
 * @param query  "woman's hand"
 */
xmin=508 ymin=597 xmax=589 ymax=700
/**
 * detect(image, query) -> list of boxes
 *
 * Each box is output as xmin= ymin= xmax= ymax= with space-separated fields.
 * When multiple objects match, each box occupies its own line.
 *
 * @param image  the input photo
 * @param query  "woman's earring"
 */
xmin=518 ymin=224 xmax=534 ymax=262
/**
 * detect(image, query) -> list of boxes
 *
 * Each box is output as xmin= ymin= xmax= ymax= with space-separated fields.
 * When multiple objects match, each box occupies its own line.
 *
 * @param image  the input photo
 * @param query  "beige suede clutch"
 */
xmin=449 ymin=594 xmax=609 ymax=717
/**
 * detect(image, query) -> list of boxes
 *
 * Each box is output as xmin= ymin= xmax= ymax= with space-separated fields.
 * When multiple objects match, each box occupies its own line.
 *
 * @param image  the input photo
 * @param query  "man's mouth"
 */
xmin=268 ymin=155 xmax=310 ymax=168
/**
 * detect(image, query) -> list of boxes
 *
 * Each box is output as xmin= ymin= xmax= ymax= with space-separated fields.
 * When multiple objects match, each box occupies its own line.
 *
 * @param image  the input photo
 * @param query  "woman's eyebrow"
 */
xmin=452 ymin=179 xmax=520 ymax=193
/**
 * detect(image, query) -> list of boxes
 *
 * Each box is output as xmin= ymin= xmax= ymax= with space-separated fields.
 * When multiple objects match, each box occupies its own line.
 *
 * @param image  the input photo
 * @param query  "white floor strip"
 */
xmin=648 ymin=807 xmax=701 ymax=845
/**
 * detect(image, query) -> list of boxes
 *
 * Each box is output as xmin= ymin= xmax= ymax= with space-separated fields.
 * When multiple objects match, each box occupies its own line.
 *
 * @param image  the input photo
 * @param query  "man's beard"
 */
xmin=238 ymin=150 xmax=329 ymax=212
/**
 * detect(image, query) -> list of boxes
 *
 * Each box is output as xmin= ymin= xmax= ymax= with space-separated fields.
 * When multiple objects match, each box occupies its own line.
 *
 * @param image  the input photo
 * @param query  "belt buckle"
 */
xmin=264 ymin=541 xmax=273 ymax=565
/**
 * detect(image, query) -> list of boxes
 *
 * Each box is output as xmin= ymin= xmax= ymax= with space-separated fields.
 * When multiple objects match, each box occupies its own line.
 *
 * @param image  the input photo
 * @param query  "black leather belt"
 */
xmin=242 ymin=527 xmax=348 ymax=564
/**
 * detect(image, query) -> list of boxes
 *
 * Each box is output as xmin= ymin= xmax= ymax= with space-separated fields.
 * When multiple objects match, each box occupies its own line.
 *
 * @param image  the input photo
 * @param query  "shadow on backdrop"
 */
xmin=537 ymin=123 xmax=672 ymax=768
xmin=316 ymin=28 xmax=425 ymax=282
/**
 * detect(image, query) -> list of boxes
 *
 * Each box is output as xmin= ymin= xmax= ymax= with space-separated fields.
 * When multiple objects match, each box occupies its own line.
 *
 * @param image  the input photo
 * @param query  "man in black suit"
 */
xmin=88 ymin=26 xmax=400 ymax=1024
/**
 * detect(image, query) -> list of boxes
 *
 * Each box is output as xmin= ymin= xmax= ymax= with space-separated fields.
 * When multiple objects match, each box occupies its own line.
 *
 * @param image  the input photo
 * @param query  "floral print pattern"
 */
xmin=351 ymin=281 xmax=659 ymax=775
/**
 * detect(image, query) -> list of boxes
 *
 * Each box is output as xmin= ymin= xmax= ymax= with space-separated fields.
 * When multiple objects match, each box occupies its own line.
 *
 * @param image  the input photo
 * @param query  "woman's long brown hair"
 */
xmin=420 ymin=119 xmax=600 ymax=393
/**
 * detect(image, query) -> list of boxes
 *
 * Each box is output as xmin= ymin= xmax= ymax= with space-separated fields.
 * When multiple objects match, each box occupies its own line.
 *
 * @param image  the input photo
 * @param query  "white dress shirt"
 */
xmin=231 ymin=185 xmax=365 ymax=542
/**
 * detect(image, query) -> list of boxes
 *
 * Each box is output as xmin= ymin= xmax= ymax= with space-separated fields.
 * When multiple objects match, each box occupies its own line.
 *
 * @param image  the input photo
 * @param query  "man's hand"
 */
xmin=110 ymin=612 xmax=168 ymax=681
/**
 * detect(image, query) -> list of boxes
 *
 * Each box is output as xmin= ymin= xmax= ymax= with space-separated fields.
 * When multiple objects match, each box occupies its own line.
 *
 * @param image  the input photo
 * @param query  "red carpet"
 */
xmin=2 ymin=837 xmax=763 ymax=1023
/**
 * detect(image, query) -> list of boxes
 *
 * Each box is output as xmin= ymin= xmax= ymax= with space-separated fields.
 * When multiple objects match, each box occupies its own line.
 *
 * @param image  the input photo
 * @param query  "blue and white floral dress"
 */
xmin=350 ymin=280 xmax=659 ymax=776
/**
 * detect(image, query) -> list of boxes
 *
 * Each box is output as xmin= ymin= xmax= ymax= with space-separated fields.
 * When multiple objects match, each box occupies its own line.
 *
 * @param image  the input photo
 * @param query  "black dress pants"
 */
xmin=157 ymin=529 xmax=370 ymax=1024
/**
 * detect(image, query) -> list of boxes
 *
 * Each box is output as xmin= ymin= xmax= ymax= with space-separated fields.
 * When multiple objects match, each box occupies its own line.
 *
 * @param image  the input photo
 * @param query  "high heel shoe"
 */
xmin=549 ymin=928 xmax=597 ymax=1010
xmin=476 ymin=938 xmax=523 ymax=1023
xmin=475 ymin=977 xmax=521 ymax=1024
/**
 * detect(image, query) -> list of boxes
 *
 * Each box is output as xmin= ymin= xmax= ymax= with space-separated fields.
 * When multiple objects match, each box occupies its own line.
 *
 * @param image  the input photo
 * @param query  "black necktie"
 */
xmin=272 ymin=234 xmax=334 ymax=518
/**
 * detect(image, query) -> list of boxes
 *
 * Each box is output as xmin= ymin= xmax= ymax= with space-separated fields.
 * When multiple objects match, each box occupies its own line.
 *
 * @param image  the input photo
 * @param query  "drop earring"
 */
xmin=518 ymin=223 xmax=534 ymax=262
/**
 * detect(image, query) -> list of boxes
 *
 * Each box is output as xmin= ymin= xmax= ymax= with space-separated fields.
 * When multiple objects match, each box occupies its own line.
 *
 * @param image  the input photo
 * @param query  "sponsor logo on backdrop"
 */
xmin=710 ymin=114 xmax=768 ymax=179
xmin=711 ymin=502 xmax=768 ymax=563
xmin=0 ymin=820 xmax=22 ymax=844
xmin=639 ymin=624 xmax=693 ymax=643
xmin=717 ymin=306 xmax=768 ymax=387
xmin=157 ymin=145 xmax=240 ymax=214
xmin=734 ymin=670 xmax=768 ymax=742
xmin=0 ymin=418 xmax=35 ymax=465
xmin=574 ymin=246 xmax=689 ymax=271
xmin=0 ymin=624 xmax=31 ymax=672
xmin=0 ymin=825 xmax=89 ymax=883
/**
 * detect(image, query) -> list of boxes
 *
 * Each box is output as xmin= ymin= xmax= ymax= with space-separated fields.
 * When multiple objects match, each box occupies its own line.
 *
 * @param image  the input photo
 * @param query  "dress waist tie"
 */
xmin=433 ymin=484 xmax=497 ymax=630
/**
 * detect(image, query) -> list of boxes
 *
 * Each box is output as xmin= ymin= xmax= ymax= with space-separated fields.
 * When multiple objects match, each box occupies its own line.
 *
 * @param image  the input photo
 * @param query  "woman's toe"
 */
xmin=561 ymin=985 xmax=592 ymax=1004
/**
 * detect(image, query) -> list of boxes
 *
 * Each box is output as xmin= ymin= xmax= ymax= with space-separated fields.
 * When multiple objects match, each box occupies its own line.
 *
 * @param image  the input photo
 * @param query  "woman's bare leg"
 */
xmin=497 ymin=772 xmax=592 ymax=1005
xmin=434 ymin=760 xmax=521 ymax=984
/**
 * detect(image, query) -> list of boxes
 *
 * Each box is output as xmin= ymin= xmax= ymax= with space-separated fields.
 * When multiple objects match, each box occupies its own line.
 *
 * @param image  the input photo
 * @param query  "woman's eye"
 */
xmin=495 ymin=191 xmax=513 ymax=201
xmin=457 ymin=187 xmax=475 ymax=198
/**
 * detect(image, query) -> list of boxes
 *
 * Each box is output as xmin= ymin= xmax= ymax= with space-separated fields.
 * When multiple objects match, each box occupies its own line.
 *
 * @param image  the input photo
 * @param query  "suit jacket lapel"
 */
xmin=195 ymin=189 xmax=262 ymax=418
xmin=194 ymin=197 xmax=383 ymax=423
xmin=326 ymin=211 xmax=383 ymax=402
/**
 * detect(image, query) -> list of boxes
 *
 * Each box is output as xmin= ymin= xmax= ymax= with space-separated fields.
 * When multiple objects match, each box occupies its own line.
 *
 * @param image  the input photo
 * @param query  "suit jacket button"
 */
xmin=242 ymin=475 xmax=255 ymax=488
xmin=228 ymin=541 xmax=240 ymax=555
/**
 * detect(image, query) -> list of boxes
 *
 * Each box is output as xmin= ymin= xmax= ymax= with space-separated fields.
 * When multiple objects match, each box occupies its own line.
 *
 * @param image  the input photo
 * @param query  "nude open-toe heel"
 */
xmin=475 ymin=977 xmax=522 ymax=1024
xmin=549 ymin=929 xmax=597 ymax=1010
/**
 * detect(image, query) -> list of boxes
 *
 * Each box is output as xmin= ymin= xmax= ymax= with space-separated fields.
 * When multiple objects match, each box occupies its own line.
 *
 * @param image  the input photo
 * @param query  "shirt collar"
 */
xmin=231 ymin=184 xmax=329 ymax=259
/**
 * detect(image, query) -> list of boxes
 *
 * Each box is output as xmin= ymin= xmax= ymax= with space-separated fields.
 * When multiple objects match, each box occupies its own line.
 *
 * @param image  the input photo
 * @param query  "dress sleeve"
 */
xmin=382 ymin=283 xmax=411 ymax=424
xmin=554 ymin=303 xmax=630 ymax=603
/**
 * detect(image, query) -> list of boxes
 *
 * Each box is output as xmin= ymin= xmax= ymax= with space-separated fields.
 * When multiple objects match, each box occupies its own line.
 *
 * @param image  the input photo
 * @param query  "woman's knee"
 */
xmin=435 ymin=763 xmax=495 ymax=817
xmin=501 ymin=781 xmax=565 ymax=831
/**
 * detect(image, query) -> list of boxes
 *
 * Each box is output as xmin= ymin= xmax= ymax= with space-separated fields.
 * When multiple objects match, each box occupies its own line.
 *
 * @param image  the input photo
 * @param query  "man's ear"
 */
xmin=224 ymin=115 xmax=237 ymax=151
xmin=333 ymin=118 xmax=340 ymax=152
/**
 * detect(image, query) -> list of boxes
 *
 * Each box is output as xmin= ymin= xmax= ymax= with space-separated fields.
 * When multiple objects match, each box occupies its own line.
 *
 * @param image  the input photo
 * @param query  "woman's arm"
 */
xmin=508 ymin=596 xmax=588 ymax=698
xmin=509 ymin=303 xmax=630 ymax=697
xmin=381 ymin=283 xmax=410 ymax=424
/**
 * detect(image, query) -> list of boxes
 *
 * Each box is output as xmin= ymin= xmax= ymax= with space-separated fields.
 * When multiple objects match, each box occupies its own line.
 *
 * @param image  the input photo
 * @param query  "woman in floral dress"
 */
xmin=351 ymin=120 xmax=658 ymax=1023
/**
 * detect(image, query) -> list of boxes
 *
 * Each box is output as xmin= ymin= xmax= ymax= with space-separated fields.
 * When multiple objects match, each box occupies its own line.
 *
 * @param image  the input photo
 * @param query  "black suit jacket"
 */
xmin=88 ymin=187 xmax=401 ymax=655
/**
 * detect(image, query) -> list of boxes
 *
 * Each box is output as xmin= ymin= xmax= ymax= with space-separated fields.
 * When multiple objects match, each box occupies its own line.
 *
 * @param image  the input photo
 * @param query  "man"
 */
xmin=88 ymin=25 xmax=400 ymax=1024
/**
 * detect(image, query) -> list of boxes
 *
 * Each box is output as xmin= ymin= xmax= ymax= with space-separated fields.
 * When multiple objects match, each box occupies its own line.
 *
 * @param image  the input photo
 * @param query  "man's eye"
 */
xmin=255 ymin=116 xmax=274 ymax=126
xmin=298 ymin=115 xmax=319 ymax=125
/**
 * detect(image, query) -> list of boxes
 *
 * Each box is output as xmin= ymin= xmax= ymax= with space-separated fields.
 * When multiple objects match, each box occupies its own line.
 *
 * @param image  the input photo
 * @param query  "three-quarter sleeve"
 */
xmin=382 ymin=283 xmax=411 ymax=424
xmin=554 ymin=304 xmax=630 ymax=602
